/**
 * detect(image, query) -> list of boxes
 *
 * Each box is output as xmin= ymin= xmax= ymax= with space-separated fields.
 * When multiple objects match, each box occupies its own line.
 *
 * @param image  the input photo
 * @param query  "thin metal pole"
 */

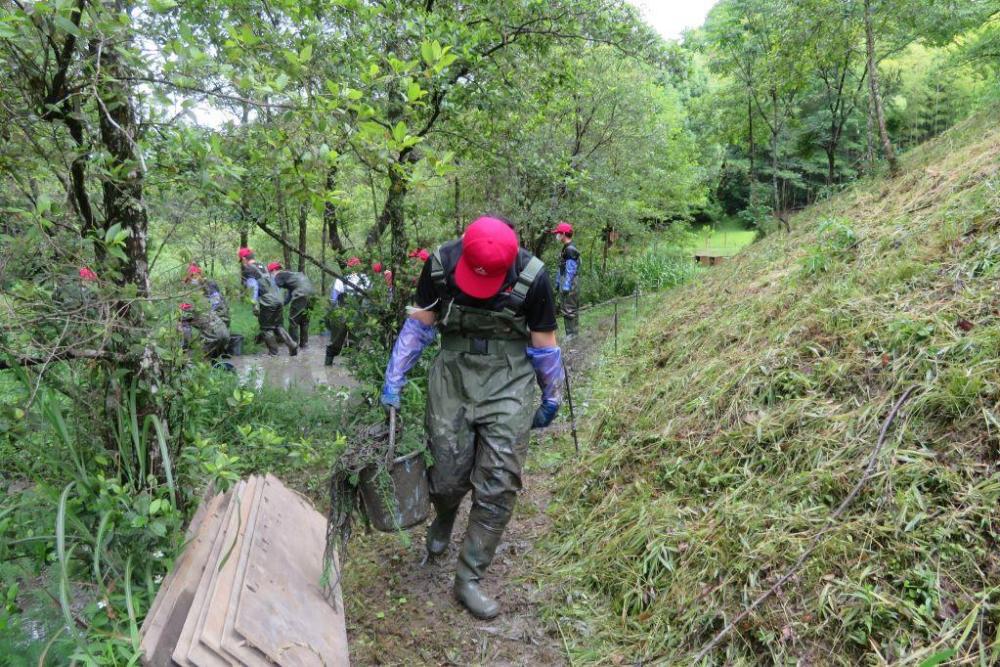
xmin=614 ymin=301 xmax=619 ymax=355
xmin=561 ymin=358 xmax=579 ymax=454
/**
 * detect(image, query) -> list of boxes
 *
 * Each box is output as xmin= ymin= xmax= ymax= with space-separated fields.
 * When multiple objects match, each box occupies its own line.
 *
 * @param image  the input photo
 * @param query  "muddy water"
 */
xmin=232 ymin=333 xmax=358 ymax=392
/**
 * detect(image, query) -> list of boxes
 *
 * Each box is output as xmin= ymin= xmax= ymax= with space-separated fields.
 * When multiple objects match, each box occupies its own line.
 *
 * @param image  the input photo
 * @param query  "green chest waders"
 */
xmin=425 ymin=251 xmax=543 ymax=619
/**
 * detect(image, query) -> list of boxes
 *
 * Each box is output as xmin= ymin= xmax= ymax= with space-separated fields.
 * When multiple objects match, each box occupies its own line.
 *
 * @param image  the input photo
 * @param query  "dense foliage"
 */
xmin=0 ymin=0 xmax=997 ymax=662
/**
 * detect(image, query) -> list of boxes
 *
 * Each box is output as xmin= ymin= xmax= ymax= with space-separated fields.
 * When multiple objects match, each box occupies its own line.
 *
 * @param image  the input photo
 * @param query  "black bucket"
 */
xmin=227 ymin=334 xmax=244 ymax=357
xmin=359 ymin=449 xmax=429 ymax=532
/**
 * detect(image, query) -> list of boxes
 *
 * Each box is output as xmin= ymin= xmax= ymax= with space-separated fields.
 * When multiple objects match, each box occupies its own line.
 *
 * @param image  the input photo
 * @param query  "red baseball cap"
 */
xmin=552 ymin=222 xmax=573 ymax=234
xmin=455 ymin=217 xmax=519 ymax=299
xmin=238 ymin=247 xmax=253 ymax=259
xmin=346 ymin=256 xmax=361 ymax=267
xmin=187 ymin=263 xmax=202 ymax=276
xmin=372 ymin=262 xmax=383 ymax=273
xmin=179 ymin=302 xmax=193 ymax=311
xmin=267 ymin=262 xmax=282 ymax=271
xmin=79 ymin=267 xmax=97 ymax=281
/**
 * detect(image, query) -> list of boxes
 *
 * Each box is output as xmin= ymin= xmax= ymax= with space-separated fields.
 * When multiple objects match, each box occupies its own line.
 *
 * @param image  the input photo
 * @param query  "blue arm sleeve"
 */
xmin=562 ymin=259 xmax=578 ymax=291
xmin=244 ymin=277 xmax=259 ymax=302
xmin=526 ymin=346 xmax=564 ymax=405
xmin=380 ymin=317 xmax=438 ymax=407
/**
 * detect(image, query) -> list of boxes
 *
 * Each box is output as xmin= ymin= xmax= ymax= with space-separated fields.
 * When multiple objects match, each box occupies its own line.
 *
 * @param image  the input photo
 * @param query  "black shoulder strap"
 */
xmin=504 ymin=256 xmax=544 ymax=314
xmin=430 ymin=248 xmax=448 ymax=295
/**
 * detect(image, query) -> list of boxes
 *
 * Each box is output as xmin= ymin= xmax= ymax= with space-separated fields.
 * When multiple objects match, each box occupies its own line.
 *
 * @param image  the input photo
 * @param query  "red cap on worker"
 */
xmin=455 ymin=216 xmax=519 ymax=299
xmin=372 ymin=262 xmax=383 ymax=273
xmin=551 ymin=222 xmax=573 ymax=235
xmin=179 ymin=302 xmax=193 ymax=311
xmin=238 ymin=247 xmax=253 ymax=259
xmin=187 ymin=263 xmax=202 ymax=276
xmin=267 ymin=262 xmax=281 ymax=272
xmin=346 ymin=257 xmax=361 ymax=267
xmin=79 ymin=267 xmax=97 ymax=281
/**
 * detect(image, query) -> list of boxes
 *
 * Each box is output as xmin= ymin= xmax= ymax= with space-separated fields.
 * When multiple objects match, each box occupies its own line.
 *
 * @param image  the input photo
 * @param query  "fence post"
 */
xmin=614 ymin=300 xmax=619 ymax=355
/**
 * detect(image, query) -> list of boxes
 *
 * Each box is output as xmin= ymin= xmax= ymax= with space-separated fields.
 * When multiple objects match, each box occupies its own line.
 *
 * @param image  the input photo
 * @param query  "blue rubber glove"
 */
xmin=526 ymin=346 xmax=564 ymax=428
xmin=244 ymin=276 xmax=260 ymax=302
xmin=380 ymin=317 xmax=438 ymax=408
xmin=561 ymin=258 xmax=578 ymax=291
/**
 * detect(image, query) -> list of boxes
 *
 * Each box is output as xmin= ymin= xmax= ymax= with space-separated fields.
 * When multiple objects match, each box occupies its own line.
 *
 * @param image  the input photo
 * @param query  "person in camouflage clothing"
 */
xmin=184 ymin=263 xmax=230 ymax=326
xmin=178 ymin=302 xmax=230 ymax=359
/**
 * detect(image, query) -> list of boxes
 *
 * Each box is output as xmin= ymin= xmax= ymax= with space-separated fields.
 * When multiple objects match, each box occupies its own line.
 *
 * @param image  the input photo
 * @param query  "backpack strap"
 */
xmin=430 ymin=248 xmax=448 ymax=295
xmin=504 ymin=256 xmax=544 ymax=315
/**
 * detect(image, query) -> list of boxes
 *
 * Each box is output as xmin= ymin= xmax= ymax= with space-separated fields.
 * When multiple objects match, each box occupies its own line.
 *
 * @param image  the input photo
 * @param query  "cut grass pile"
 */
xmin=539 ymin=109 xmax=1000 ymax=665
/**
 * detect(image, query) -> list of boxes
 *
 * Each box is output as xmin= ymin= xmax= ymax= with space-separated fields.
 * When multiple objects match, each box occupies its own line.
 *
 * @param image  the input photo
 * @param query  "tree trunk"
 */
xmin=320 ymin=219 xmax=327 ymax=295
xmin=297 ymin=204 xmax=307 ymax=272
xmin=864 ymin=0 xmax=899 ymax=176
xmin=826 ymin=147 xmax=836 ymax=186
xmin=92 ymin=38 xmax=150 ymax=295
xmin=324 ymin=165 xmax=345 ymax=257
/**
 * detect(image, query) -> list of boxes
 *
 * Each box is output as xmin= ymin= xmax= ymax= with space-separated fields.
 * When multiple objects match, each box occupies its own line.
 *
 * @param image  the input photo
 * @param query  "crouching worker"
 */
xmin=380 ymin=216 xmax=564 ymax=620
xmin=179 ymin=302 xmax=230 ymax=360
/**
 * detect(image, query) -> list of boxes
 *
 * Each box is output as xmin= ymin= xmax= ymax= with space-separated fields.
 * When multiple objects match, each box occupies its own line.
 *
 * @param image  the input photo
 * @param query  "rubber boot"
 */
xmin=453 ymin=514 xmax=504 ymax=620
xmin=277 ymin=327 xmax=299 ymax=356
xmin=262 ymin=330 xmax=280 ymax=356
xmin=564 ymin=317 xmax=578 ymax=340
xmin=426 ymin=505 xmax=459 ymax=557
xmin=299 ymin=318 xmax=310 ymax=349
xmin=324 ymin=344 xmax=335 ymax=367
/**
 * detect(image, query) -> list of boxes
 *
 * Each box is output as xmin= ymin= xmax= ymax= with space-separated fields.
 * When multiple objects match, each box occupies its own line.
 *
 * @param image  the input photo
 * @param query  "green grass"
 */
xmin=690 ymin=227 xmax=757 ymax=257
xmin=538 ymin=109 xmax=1000 ymax=665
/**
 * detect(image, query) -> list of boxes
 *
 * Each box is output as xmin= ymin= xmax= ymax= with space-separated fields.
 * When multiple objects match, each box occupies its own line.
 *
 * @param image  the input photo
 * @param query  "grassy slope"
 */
xmin=541 ymin=110 xmax=1000 ymax=665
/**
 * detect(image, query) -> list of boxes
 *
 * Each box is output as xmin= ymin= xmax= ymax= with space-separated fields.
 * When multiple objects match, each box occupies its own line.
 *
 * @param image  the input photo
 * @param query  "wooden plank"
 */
xmin=140 ymin=489 xmax=231 ymax=667
xmin=187 ymin=476 xmax=263 ymax=666
xmin=172 ymin=480 xmax=245 ymax=667
xmin=219 ymin=473 xmax=272 ymax=665
xmin=234 ymin=475 xmax=350 ymax=666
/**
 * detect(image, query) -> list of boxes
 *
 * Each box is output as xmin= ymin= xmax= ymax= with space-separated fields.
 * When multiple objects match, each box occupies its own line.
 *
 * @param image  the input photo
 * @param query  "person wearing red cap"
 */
xmin=178 ymin=301 xmax=230 ymax=360
xmin=269 ymin=263 xmax=316 ymax=349
xmin=380 ymin=215 xmax=565 ymax=620
xmin=184 ymin=262 xmax=230 ymax=326
xmin=238 ymin=248 xmax=297 ymax=356
xmin=552 ymin=222 xmax=581 ymax=338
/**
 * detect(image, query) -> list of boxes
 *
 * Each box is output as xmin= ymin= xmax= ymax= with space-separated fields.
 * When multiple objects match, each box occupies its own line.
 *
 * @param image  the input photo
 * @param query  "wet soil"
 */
xmin=232 ymin=333 xmax=358 ymax=392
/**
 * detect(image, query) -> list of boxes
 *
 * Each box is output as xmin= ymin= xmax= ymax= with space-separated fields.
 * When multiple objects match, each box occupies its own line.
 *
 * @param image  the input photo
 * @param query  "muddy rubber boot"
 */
xmin=277 ymin=327 xmax=299 ymax=356
xmin=299 ymin=320 xmax=310 ymax=349
xmin=453 ymin=518 xmax=503 ymax=620
xmin=426 ymin=506 xmax=459 ymax=557
xmin=324 ymin=343 xmax=335 ymax=366
xmin=262 ymin=330 xmax=280 ymax=356
xmin=564 ymin=316 xmax=578 ymax=338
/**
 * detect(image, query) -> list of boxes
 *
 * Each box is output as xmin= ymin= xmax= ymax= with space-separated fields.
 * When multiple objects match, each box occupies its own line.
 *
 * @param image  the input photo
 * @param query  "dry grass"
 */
xmin=538 ymin=108 xmax=1000 ymax=665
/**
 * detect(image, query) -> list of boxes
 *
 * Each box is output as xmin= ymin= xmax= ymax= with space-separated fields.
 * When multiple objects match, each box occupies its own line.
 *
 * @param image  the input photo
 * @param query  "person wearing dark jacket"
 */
xmin=268 ymin=263 xmax=316 ymax=349
xmin=238 ymin=248 xmax=297 ymax=356
xmin=552 ymin=222 xmax=580 ymax=339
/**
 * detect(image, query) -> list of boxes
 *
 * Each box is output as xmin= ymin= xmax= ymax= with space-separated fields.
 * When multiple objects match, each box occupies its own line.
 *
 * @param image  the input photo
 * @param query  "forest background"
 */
xmin=1 ymin=0 xmax=998 ymax=662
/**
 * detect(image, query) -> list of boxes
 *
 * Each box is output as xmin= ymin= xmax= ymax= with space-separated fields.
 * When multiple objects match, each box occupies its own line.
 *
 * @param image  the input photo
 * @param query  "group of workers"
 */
xmin=236 ymin=247 xmax=317 ymax=356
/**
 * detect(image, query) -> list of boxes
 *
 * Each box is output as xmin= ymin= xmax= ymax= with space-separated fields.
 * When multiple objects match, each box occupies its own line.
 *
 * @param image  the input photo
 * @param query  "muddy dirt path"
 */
xmin=236 ymin=326 xmax=606 ymax=666
xmin=232 ymin=334 xmax=358 ymax=392
xmin=340 ymin=330 xmax=605 ymax=667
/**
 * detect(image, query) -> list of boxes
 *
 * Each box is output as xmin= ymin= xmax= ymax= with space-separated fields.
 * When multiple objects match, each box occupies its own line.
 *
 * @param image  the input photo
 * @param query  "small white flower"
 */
xmin=97 ymin=600 xmax=108 ymax=610
xmin=154 ymin=574 xmax=164 ymax=585
xmin=153 ymin=550 xmax=165 ymax=559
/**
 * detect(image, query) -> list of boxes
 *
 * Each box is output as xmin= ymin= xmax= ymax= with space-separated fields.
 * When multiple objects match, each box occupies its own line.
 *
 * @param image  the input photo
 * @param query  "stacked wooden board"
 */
xmin=140 ymin=475 xmax=350 ymax=666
